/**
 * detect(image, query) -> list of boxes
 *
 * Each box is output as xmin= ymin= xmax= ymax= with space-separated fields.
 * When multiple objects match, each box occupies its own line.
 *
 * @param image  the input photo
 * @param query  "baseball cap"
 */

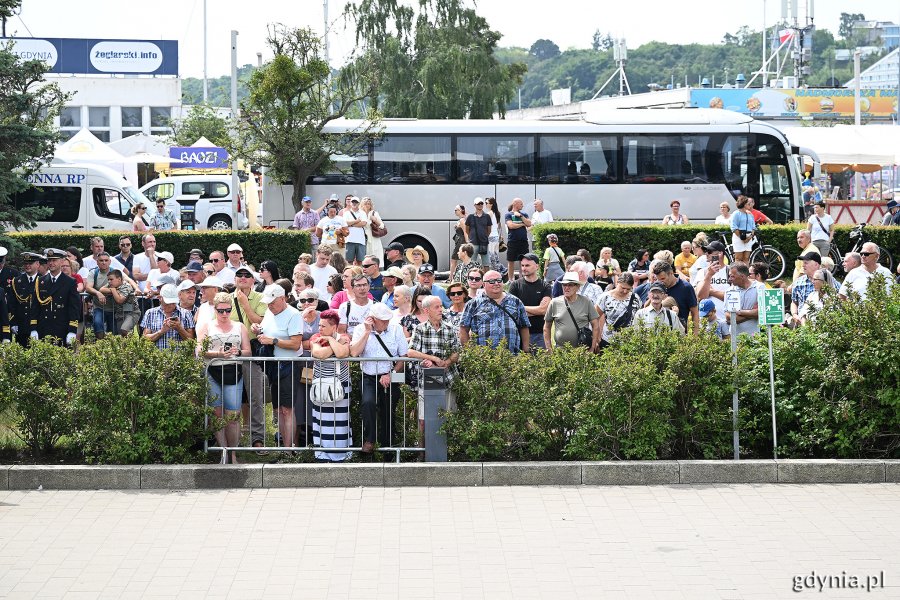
xmin=387 ymin=242 xmax=404 ymax=253
xmin=383 ymin=266 xmax=404 ymax=279
xmin=199 ymin=275 xmax=224 ymax=288
xmin=698 ymin=298 xmax=715 ymax=317
xmin=649 ymin=282 xmax=667 ymax=294
xmin=369 ymin=303 xmax=393 ymax=321
xmin=159 ymin=284 xmax=179 ymax=304
xmin=350 ymin=196 xmax=360 ymax=204
xmin=473 ymin=197 xmax=484 ymax=205
xmin=185 ymin=261 xmax=203 ymax=273
xmin=177 ymin=280 xmax=197 ymax=292
xmin=418 ymin=263 xmax=435 ymax=274
xmin=227 ymin=243 xmax=243 ymax=253
xmin=259 ymin=284 xmax=286 ymax=304
xmin=704 ymin=241 xmax=727 ymax=253
xmin=156 ymin=251 xmax=174 ymax=264
xmin=302 ymin=195 xmax=312 ymax=202
xmin=234 ymin=266 xmax=260 ymax=281
xmin=799 ymin=252 xmax=822 ymax=263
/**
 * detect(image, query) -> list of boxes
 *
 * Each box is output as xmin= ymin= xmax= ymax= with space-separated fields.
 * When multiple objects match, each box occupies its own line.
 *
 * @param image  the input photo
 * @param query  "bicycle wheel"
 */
xmin=827 ymin=245 xmax=842 ymax=276
xmin=877 ymin=246 xmax=893 ymax=273
xmin=750 ymin=245 xmax=786 ymax=281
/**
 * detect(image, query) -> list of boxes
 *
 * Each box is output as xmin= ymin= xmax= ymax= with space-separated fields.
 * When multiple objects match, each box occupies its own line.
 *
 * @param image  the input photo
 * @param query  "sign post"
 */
xmin=758 ymin=287 xmax=785 ymax=459
xmin=724 ymin=289 xmax=741 ymax=460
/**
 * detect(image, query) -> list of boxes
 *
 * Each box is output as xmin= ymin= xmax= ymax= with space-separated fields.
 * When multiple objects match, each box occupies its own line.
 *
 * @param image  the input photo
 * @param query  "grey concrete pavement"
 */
xmin=0 ymin=484 xmax=897 ymax=599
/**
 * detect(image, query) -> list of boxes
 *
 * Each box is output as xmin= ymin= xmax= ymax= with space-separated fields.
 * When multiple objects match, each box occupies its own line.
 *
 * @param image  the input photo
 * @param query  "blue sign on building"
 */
xmin=2 ymin=37 xmax=178 ymax=76
xmin=168 ymin=147 xmax=230 ymax=170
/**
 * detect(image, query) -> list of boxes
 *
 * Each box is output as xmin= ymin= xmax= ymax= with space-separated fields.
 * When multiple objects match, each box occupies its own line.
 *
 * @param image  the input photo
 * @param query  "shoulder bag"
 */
xmin=611 ymin=293 xmax=639 ymax=330
xmin=373 ymin=331 xmax=406 ymax=383
xmin=564 ymin=299 xmax=593 ymax=348
xmin=371 ymin=212 xmax=388 ymax=238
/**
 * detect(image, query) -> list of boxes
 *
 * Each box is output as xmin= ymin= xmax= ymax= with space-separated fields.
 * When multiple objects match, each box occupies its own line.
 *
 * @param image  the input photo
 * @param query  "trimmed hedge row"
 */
xmin=7 ymin=229 xmax=311 ymax=275
xmin=447 ymin=277 xmax=900 ymax=461
xmin=532 ymin=221 xmax=900 ymax=270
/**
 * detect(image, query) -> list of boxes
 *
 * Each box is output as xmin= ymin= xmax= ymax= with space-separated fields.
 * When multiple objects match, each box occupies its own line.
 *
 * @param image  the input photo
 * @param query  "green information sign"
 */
xmin=758 ymin=287 xmax=785 ymax=326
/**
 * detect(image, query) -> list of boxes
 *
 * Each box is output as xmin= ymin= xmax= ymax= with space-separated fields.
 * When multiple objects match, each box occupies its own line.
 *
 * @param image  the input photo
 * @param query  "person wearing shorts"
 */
xmin=504 ymin=197 xmax=532 ymax=280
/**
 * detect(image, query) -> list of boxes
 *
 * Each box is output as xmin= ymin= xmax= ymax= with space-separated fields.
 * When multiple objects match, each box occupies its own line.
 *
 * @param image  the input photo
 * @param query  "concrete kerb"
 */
xmin=0 ymin=461 xmax=896 ymax=490
xmin=8 ymin=465 xmax=141 ymax=490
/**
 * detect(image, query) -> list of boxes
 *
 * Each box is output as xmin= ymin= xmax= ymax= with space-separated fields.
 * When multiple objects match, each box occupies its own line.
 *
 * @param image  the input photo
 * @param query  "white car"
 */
xmin=140 ymin=175 xmax=249 ymax=230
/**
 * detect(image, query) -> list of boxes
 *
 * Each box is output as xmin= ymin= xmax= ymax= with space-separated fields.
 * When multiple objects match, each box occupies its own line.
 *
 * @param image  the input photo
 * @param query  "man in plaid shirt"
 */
xmin=141 ymin=284 xmax=195 ymax=350
xmin=407 ymin=296 xmax=461 ymax=432
xmin=459 ymin=270 xmax=531 ymax=353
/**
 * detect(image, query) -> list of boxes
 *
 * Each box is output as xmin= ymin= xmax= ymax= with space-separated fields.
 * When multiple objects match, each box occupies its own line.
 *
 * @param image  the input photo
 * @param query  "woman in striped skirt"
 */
xmin=309 ymin=309 xmax=353 ymax=461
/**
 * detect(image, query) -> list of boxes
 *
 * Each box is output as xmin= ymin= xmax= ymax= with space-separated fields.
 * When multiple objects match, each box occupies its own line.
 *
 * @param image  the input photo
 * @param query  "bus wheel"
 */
xmin=208 ymin=215 xmax=232 ymax=230
xmin=392 ymin=236 xmax=437 ymax=270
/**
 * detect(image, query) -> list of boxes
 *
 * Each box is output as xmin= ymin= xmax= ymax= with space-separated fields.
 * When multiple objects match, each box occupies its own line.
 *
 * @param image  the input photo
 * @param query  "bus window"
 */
xmin=456 ymin=136 xmax=534 ymax=183
xmin=308 ymin=138 xmax=369 ymax=184
xmin=373 ymin=135 xmax=451 ymax=183
xmin=623 ymin=135 xmax=714 ymax=184
xmin=14 ymin=185 xmax=81 ymax=222
xmin=539 ymin=136 xmax=617 ymax=183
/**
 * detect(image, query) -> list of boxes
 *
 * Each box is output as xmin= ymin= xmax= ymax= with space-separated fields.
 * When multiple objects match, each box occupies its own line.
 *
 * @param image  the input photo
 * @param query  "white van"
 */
xmin=12 ymin=164 xmax=146 ymax=231
xmin=140 ymin=175 xmax=249 ymax=230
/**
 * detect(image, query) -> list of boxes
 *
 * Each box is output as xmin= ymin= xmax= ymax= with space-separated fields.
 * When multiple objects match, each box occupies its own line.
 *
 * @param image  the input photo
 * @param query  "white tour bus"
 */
xmin=11 ymin=164 xmax=148 ymax=232
xmin=263 ymin=109 xmax=803 ymax=270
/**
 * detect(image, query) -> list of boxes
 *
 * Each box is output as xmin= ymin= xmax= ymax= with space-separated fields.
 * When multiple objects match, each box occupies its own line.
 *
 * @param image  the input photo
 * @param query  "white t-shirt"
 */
xmin=82 ymin=255 xmax=126 ymax=273
xmin=692 ymin=263 xmax=730 ymax=323
xmin=147 ymin=268 xmax=179 ymax=291
xmin=351 ymin=323 xmax=409 ymax=376
xmin=714 ymin=214 xmax=731 ymax=225
xmin=316 ymin=215 xmax=348 ymax=246
xmin=310 ymin=263 xmax=338 ymax=301
xmin=132 ymin=253 xmax=154 ymax=291
xmin=808 ymin=213 xmax=835 ymax=242
xmin=194 ymin=303 xmax=216 ymax=337
xmin=839 ymin=265 xmax=894 ymax=300
xmin=531 ymin=209 xmax=553 ymax=226
xmin=260 ymin=304 xmax=303 ymax=358
xmin=338 ymin=299 xmax=373 ymax=337
xmin=343 ymin=209 xmax=367 ymax=245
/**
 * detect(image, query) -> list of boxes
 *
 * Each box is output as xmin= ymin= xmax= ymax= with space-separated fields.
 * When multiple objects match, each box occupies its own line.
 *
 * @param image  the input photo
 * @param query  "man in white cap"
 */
xmin=146 ymin=251 xmax=176 ymax=294
xmin=224 ymin=243 xmax=245 ymax=274
xmin=350 ymin=301 xmax=408 ymax=453
xmin=464 ymin=197 xmax=491 ymax=265
xmin=253 ymin=284 xmax=303 ymax=448
xmin=342 ymin=196 xmax=367 ymax=266
xmin=141 ymin=283 xmax=195 ymax=350
xmin=380 ymin=266 xmax=404 ymax=308
xmin=177 ymin=279 xmax=199 ymax=320
xmin=194 ymin=275 xmax=224 ymax=335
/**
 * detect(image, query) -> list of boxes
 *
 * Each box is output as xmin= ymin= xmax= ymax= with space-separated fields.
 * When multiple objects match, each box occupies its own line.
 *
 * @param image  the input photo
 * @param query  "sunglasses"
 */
xmin=211 ymin=259 xmax=222 ymax=263
xmin=860 ymin=252 xmax=877 ymax=257
xmin=484 ymin=279 xmax=503 ymax=285
xmin=235 ymin=273 xmax=252 ymax=279
xmin=228 ymin=250 xmax=242 ymax=254
xmin=299 ymin=298 xmax=317 ymax=304
xmin=468 ymin=276 xmax=482 ymax=282
xmin=204 ymin=270 xmax=214 ymax=275
xmin=216 ymin=307 xmax=233 ymax=314
xmin=448 ymin=290 xmax=465 ymax=297
xmin=361 ymin=263 xmax=375 ymax=268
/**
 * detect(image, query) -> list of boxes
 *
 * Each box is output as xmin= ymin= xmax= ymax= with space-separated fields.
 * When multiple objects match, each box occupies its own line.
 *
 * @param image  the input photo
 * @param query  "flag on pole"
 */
xmin=779 ymin=29 xmax=794 ymax=44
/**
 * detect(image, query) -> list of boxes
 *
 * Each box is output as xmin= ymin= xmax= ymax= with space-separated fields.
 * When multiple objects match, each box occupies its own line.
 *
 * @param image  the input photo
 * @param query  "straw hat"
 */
xmin=405 ymin=245 xmax=430 ymax=264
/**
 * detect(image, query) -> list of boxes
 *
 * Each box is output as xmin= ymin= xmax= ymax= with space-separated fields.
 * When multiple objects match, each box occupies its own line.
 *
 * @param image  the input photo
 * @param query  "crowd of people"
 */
xmin=1 ymin=193 xmax=897 ymax=461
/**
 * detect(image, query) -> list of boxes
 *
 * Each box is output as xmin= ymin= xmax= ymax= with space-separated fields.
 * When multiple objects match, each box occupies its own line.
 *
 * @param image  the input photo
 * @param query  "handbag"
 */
xmin=499 ymin=239 xmax=508 ymax=253
xmin=371 ymin=213 xmax=388 ymax=238
xmin=611 ymin=293 xmax=639 ymax=330
xmin=564 ymin=299 xmax=593 ymax=348
xmin=310 ymin=376 xmax=344 ymax=407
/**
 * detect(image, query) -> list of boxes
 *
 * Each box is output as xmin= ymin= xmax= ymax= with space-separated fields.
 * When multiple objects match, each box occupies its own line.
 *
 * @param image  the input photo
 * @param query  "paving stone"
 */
xmin=679 ymin=460 xmax=777 ymax=484
xmin=262 ymin=463 xmax=384 ymax=487
xmin=140 ymin=464 xmax=262 ymax=489
xmin=383 ymin=463 xmax=482 ymax=486
xmin=885 ymin=460 xmax=900 ymax=483
xmin=777 ymin=459 xmax=885 ymax=483
xmin=482 ymin=462 xmax=581 ymax=486
xmin=7 ymin=465 xmax=140 ymax=490
xmin=581 ymin=461 xmax=680 ymax=485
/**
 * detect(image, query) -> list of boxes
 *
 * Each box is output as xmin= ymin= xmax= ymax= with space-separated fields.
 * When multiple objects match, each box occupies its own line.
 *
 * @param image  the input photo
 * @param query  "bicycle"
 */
xmin=826 ymin=223 xmax=894 ymax=277
xmin=715 ymin=230 xmax=787 ymax=281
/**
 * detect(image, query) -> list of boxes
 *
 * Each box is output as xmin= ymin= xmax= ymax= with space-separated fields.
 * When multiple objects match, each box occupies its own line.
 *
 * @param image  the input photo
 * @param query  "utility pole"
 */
xmin=231 ymin=31 xmax=240 ymax=228
xmin=202 ymin=0 xmax=208 ymax=103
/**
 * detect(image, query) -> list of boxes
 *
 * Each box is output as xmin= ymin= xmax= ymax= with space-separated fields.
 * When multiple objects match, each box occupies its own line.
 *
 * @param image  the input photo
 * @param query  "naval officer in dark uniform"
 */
xmin=34 ymin=248 xmax=81 ymax=346
xmin=9 ymin=252 xmax=43 ymax=345
xmin=0 ymin=245 xmax=18 ymax=293
xmin=0 ymin=246 xmax=17 ymax=343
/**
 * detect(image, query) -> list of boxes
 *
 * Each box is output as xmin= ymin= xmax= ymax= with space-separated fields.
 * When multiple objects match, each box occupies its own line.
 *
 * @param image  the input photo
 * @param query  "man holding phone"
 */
xmin=692 ymin=241 xmax=730 ymax=324
xmin=141 ymin=283 xmax=195 ymax=350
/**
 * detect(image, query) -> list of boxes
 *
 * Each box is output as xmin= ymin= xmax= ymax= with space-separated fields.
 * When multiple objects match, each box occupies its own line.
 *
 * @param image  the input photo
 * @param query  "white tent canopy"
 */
xmin=782 ymin=125 xmax=897 ymax=168
xmin=108 ymin=133 xmax=170 ymax=157
xmin=53 ymin=129 xmax=139 ymax=186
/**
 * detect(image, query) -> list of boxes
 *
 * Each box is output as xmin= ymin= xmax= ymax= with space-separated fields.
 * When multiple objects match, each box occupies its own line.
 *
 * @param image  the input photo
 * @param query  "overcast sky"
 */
xmin=9 ymin=0 xmax=898 ymax=78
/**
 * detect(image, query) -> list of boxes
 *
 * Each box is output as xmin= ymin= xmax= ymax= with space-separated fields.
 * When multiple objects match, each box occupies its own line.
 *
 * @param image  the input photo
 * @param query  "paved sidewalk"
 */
xmin=0 ymin=484 xmax=897 ymax=599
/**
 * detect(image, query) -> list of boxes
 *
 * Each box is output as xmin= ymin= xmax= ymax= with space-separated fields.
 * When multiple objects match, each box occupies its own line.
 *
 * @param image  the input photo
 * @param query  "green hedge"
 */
xmin=7 ymin=229 xmax=311 ymax=276
xmin=532 ymin=222 xmax=900 ymax=272
xmin=447 ymin=276 xmax=900 ymax=461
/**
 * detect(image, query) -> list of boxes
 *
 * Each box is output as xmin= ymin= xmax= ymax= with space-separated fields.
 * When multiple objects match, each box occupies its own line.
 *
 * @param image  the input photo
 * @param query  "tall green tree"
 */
xmin=169 ymin=103 xmax=232 ymax=148
xmin=344 ymin=0 xmax=526 ymax=119
xmin=230 ymin=25 xmax=380 ymax=212
xmin=0 ymin=30 xmax=70 ymax=243
xmin=838 ymin=12 xmax=865 ymax=40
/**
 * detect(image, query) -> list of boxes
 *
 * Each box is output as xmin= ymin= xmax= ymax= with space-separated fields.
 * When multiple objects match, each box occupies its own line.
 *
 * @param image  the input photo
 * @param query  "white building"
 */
xmin=844 ymin=48 xmax=900 ymax=89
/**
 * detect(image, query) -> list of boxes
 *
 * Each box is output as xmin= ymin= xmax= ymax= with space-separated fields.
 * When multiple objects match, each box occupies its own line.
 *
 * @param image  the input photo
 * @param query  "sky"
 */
xmin=7 ymin=0 xmax=898 ymax=78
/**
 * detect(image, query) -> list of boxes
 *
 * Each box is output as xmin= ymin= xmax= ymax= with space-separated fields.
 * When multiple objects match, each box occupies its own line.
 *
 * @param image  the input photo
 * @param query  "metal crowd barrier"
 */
xmin=203 ymin=355 xmax=448 ymax=464
xmin=78 ymin=292 xmax=160 ymax=339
